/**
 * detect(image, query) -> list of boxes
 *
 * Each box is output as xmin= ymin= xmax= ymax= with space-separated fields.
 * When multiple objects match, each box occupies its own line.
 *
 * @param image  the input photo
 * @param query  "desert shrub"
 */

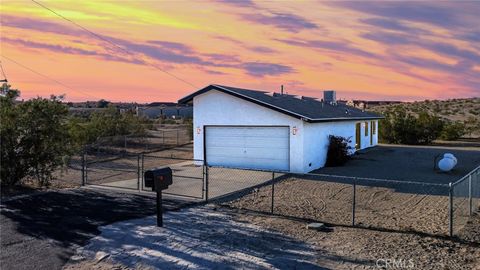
xmin=68 ymin=106 xmax=150 ymax=147
xmin=1 ymin=85 xmax=72 ymax=187
xmin=440 ymin=121 xmax=465 ymax=141
xmin=325 ymin=135 xmax=353 ymax=166
xmin=379 ymin=109 xmax=444 ymax=145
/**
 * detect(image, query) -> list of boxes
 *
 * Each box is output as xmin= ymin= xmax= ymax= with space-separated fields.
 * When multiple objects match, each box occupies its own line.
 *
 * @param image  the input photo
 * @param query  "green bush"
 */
xmin=440 ymin=121 xmax=465 ymax=141
xmin=68 ymin=106 xmax=150 ymax=147
xmin=379 ymin=109 xmax=444 ymax=145
xmin=1 ymin=85 xmax=72 ymax=187
xmin=325 ymin=135 xmax=352 ymax=166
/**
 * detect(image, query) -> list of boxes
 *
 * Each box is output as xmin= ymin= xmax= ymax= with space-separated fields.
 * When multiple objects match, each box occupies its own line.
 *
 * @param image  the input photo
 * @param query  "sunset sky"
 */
xmin=1 ymin=0 xmax=479 ymax=102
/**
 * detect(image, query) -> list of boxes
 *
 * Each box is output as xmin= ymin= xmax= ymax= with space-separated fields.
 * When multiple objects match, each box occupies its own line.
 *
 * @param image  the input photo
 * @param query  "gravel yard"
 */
xmin=222 ymin=177 xmax=480 ymax=269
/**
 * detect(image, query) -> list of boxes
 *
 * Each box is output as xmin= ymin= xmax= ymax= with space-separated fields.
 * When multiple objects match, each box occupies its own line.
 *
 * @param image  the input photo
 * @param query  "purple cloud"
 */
xmin=1 ymin=15 xmax=86 ymax=37
xmin=330 ymin=2 xmax=478 ymax=28
xmin=275 ymin=38 xmax=377 ymax=59
xmin=216 ymin=0 xmax=255 ymax=7
xmin=361 ymin=31 xmax=480 ymax=63
xmin=146 ymin=40 xmax=194 ymax=53
xmin=360 ymin=17 xmax=430 ymax=36
xmin=242 ymin=62 xmax=294 ymax=76
xmin=248 ymin=46 xmax=276 ymax=53
xmin=2 ymin=37 xmax=145 ymax=65
xmin=240 ymin=12 xmax=317 ymax=33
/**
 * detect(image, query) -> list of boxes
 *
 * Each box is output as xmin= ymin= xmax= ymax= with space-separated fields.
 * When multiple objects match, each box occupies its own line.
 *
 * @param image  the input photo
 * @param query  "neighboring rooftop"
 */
xmin=179 ymin=84 xmax=383 ymax=122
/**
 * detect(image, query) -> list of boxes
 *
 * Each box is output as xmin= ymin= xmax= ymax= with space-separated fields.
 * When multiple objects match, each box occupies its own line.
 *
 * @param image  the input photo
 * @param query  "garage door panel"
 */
xmin=242 ymin=147 xmax=289 ymax=159
xmin=206 ymin=126 xmax=290 ymax=171
xmin=243 ymin=137 xmax=289 ymax=148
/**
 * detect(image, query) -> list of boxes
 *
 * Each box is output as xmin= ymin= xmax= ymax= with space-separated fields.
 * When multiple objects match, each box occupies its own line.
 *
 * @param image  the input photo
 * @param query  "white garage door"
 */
xmin=205 ymin=126 xmax=290 ymax=171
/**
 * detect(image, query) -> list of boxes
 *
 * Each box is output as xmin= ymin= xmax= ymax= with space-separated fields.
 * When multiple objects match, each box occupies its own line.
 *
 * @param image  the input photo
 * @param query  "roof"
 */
xmin=178 ymin=84 xmax=384 ymax=123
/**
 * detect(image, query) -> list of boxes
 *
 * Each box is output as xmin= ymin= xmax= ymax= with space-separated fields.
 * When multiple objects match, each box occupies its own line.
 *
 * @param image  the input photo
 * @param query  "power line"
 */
xmin=31 ymin=0 xmax=198 ymax=89
xmin=0 ymin=60 xmax=7 ymax=82
xmin=1 ymin=55 xmax=100 ymax=99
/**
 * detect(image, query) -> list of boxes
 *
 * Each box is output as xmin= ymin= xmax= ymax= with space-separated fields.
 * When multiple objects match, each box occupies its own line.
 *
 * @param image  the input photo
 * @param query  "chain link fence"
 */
xmin=50 ymin=154 xmax=85 ymax=188
xmin=86 ymin=128 xmax=191 ymax=156
xmin=75 ymin=149 xmax=479 ymax=238
xmin=141 ymin=156 xmax=205 ymax=199
xmin=451 ymin=166 xmax=480 ymax=236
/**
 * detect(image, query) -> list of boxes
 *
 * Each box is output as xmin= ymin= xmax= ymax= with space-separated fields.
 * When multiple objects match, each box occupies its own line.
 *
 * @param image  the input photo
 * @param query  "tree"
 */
xmin=96 ymin=99 xmax=110 ymax=108
xmin=1 ymin=85 xmax=72 ymax=187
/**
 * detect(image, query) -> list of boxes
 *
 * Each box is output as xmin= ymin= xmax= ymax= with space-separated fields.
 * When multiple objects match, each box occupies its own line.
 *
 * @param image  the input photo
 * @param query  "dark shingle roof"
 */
xmin=178 ymin=84 xmax=383 ymax=122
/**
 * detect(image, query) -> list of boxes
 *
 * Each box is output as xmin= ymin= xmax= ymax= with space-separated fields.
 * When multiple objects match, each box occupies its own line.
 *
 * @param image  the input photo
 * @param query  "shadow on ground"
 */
xmin=0 ymin=188 xmax=191 ymax=270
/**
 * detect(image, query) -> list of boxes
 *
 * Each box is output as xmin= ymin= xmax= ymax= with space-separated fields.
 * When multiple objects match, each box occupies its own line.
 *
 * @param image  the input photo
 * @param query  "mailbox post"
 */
xmin=144 ymin=167 xmax=173 ymax=227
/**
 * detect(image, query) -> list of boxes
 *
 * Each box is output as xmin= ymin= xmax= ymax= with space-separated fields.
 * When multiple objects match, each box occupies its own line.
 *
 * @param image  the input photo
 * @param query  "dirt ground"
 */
xmin=223 ymin=178 xmax=480 ymax=269
xmin=48 ymin=144 xmax=194 ymax=188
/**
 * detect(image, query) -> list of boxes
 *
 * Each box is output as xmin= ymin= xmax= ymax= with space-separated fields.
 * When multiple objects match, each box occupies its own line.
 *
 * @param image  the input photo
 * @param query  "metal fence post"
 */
xmin=81 ymin=149 xmax=86 ymax=186
xmin=137 ymin=154 xmax=141 ymax=190
xmin=271 ymin=172 xmax=275 ymax=214
xmin=85 ymin=152 xmax=88 ymax=184
xmin=202 ymin=163 xmax=205 ymax=200
xmin=352 ymin=177 xmax=356 ymax=227
xmin=469 ymin=174 xmax=472 ymax=216
xmin=176 ymin=129 xmax=179 ymax=145
xmin=449 ymin=182 xmax=453 ymax=237
xmin=141 ymin=153 xmax=144 ymax=190
xmin=205 ymin=165 xmax=209 ymax=202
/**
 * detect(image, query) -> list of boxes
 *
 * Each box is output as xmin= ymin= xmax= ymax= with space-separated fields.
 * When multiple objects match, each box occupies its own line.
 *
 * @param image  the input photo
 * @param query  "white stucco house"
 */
xmin=179 ymin=84 xmax=383 ymax=173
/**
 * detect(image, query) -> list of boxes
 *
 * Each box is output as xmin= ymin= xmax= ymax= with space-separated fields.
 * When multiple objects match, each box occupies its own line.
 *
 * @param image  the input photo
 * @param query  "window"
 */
xmin=372 ymin=121 xmax=376 ymax=135
xmin=365 ymin=122 xmax=368 ymax=136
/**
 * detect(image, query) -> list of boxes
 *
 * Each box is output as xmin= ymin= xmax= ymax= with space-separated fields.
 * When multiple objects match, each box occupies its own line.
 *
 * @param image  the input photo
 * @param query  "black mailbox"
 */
xmin=144 ymin=167 xmax=173 ymax=227
xmin=144 ymin=167 xmax=173 ymax=191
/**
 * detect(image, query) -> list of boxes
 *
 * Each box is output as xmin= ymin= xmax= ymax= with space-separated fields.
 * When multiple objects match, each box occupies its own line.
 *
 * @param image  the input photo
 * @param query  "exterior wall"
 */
xmin=372 ymin=120 xmax=379 ymax=146
xmin=192 ymin=89 xmax=380 ymax=173
xmin=359 ymin=120 xmax=378 ymax=149
xmin=193 ymin=90 xmax=305 ymax=173
xmin=303 ymin=121 xmax=357 ymax=172
xmin=303 ymin=120 xmax=379 ymax=172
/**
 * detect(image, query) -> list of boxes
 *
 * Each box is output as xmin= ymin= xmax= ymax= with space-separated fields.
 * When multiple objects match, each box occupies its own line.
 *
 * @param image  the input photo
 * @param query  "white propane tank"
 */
xmin=443 ymin=153 xmax=457 ymax=166
xmin=438 ymin=153 xmax=457 ymax=172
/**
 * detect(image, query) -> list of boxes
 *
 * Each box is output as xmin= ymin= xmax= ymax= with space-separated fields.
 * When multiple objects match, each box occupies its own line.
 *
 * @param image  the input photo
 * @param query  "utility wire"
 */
xmin=0 ymin=60 xmax=8 ymax=82
xmin=31 ymin=0 xmax=198 ymax=89
xmin=2 ymin=55 xmax=100 ymax=99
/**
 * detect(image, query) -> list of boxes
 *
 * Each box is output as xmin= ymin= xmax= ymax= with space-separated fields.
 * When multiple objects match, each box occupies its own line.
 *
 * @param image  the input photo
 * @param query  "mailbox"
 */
xmin=144 ymin=167 xmax=172 ymax=191
xmin=144 ymin=167 xmax=173 ymax=227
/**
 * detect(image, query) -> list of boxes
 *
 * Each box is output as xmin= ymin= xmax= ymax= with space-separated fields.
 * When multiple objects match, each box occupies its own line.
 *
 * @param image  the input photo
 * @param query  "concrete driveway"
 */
xmin=315 ymin=144 xmax=480 ymax=184
xmin=0 ymin=188 xmax=192 ymax=270
xmin=102 ymin=161 xmax=277 ymax=200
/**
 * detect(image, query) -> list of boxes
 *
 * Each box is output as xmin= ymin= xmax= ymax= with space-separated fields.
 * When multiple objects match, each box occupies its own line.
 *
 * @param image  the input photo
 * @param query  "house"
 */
xmin=346 ymin=99 xmax=402 ymax=109
xmin=179 ymin=84 xmax=383 ymax=173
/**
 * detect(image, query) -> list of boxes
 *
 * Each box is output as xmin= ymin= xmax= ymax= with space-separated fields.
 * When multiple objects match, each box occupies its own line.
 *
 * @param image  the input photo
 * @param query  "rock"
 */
xmin=306 ymin=223 xmax=331 ymax=232
xmin=95 ymin=251 xmax=110 ymax=263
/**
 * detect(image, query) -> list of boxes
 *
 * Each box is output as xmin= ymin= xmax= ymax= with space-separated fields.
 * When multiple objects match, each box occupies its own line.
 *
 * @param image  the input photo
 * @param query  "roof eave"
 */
xmin=308 ymin=116 xmax=385 ymax=123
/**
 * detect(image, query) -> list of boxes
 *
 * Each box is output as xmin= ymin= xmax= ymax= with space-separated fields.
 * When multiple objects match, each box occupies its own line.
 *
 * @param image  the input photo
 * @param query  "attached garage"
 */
xmin=205 ymin=126 xmax=290 ymax=171
xmin=179 ymin=84 xmax=383 ymax=173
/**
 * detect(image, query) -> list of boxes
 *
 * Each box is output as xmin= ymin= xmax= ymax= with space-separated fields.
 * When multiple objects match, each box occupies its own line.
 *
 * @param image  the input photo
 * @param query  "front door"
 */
xmin=355 ymin=123 xmax=361 ymax=150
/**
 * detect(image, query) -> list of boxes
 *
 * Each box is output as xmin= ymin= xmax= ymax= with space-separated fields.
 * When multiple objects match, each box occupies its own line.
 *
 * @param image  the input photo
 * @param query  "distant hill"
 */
xmin=368 ymin=97 xmax=480 ymax=138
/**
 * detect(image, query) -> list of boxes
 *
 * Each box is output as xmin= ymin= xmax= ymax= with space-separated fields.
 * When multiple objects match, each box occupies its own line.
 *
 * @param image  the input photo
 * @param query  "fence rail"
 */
xmin=76 ymin=152 xmax=480 ymax=238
